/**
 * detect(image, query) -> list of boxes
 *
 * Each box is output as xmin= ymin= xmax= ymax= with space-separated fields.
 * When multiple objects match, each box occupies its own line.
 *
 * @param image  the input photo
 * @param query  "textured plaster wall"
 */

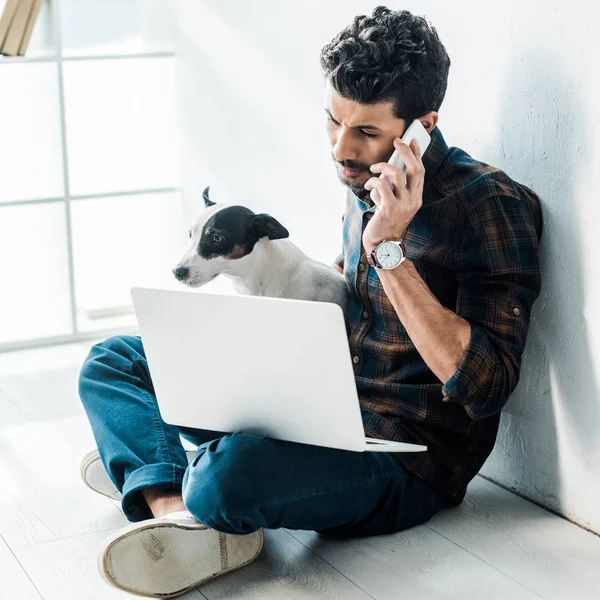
xmin=174 ymin=0 xmax=600 ymax=532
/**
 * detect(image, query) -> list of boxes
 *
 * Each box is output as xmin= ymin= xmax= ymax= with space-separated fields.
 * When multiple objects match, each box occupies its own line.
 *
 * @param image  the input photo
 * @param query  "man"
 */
xmin=79 ymin=6 xmax=542 ymax=598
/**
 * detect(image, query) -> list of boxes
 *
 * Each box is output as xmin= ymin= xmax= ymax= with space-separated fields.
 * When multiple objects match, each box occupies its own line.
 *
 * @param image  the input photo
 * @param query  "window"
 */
xmin=0 ymin=0 xmax=185 ymax=349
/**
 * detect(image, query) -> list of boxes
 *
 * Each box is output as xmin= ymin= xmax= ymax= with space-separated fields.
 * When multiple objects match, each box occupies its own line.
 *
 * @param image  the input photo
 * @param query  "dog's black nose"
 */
xmin=172 ymin=266 xmax=189 ymax=281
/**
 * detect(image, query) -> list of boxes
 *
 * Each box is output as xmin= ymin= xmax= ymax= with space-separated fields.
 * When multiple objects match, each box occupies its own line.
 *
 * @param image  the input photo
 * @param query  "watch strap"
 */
xmin=366 ymin=240 xmax=406 ymax=269
xmin=366 ymin=248 xmax=378 ymax=268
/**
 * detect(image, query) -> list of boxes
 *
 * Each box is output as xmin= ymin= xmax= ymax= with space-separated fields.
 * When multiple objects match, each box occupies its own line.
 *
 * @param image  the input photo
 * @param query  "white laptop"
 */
xmin=130 ymin=287 xmax=427 ymax=454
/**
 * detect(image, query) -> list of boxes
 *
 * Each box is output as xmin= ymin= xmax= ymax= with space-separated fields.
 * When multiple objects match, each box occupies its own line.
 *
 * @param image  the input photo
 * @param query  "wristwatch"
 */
xmin=366 ymin=240 xmax=407 ymax=269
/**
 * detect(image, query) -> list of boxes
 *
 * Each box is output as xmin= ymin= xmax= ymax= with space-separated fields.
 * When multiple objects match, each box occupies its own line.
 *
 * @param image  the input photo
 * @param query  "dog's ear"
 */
xmin=251 ymin=213 xmax=289 ymax=241
xmin=203 ymin=186 xmax=216 ymax=208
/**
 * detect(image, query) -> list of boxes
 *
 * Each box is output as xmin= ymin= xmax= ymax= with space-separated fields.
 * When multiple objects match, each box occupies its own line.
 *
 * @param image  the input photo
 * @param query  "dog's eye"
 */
xmin=188 ymin=230 xmax=192 ymax=239
xmin=212 ymin=234 xmax=224 ymax=244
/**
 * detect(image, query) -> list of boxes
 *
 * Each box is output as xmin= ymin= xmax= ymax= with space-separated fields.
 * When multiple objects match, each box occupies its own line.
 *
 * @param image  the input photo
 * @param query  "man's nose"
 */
xmin=172 ymin=266 xmax=189 ymax=280
xmin=333 ymin=129 xmax=359 ymax=163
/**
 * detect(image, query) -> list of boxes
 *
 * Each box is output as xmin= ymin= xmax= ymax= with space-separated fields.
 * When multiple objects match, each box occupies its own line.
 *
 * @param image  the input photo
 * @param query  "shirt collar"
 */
xmin=422 ymin=125 xmax=449 ymax=183
xmin=353 ymin=125 xmax=449 ymax=211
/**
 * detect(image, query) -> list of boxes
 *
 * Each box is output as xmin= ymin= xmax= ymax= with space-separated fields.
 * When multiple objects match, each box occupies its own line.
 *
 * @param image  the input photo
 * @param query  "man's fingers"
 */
xmin=369 ymin=163 xmax=407 ymax=189
xmin=394 ymin=139 xmax=424 ymax=187
xmin=364 ymin=176 xmax=396 ymax=206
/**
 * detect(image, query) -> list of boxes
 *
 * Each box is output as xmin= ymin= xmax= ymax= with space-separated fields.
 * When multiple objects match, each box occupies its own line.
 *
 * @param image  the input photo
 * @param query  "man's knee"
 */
xmin=82 ymin=334 xmax=138 ymax=368
xmin=78 ymin=335 xmax=143 ymax=400
xmin=91 ymin=334 xmax=142 ymax=358
xmin=183 ymin=433 xmax=268 ymax=533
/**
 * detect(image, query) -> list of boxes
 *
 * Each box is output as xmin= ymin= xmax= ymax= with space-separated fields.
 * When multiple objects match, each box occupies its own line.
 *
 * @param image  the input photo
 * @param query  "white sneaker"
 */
xmin=80 ymin=450 xmax=197 ymax=501
xmin=98 ymin=511 xmax=263 ymax=598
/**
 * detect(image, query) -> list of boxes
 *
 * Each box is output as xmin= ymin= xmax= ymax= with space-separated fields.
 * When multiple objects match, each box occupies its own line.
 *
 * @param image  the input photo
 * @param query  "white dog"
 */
xmin=172 ymin=187 xmax=347 ymax=312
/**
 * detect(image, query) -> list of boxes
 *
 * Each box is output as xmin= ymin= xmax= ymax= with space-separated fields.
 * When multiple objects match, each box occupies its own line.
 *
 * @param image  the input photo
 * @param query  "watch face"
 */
xmin=376 ymin=241 xmax=403 ymax=268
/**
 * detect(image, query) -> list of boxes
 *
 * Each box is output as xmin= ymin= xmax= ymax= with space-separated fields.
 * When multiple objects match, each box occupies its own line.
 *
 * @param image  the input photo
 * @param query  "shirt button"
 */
xmin=362 ymin=311 xmax=369 ymax=319
xmin=352 ymin=356 xmax=360 ymax=364
xmin=512 ymin=307 xmax=521 ymax=316
xmin=358 ymin=263 xmax=366 ymax=272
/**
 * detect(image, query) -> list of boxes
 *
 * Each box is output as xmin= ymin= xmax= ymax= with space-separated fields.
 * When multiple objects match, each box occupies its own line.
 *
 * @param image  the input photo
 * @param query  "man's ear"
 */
xmin=251 ymin=213 xmax=289 ymax=241
xmin=203 ymin=186 xmax=216 ymax=208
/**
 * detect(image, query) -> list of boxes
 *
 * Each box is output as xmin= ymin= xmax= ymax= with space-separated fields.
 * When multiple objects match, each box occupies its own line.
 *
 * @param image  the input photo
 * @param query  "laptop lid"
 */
xmin=130 ymin=287 xmax=369 ymax=452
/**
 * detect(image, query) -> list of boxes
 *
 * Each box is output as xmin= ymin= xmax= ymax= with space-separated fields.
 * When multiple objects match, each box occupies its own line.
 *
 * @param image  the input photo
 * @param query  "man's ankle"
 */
xmin=142 ymin=488 xmax=186 ymax=518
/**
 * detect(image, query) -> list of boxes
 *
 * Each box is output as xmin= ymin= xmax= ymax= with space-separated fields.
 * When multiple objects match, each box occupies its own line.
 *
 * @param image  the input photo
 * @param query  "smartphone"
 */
xmin=370 ymin=119 xmax=431 ymax=204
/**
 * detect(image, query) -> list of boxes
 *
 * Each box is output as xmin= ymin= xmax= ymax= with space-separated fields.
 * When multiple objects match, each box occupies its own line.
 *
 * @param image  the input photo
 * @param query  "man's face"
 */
xmin=324 ymin=79 xmax=406 ymax=199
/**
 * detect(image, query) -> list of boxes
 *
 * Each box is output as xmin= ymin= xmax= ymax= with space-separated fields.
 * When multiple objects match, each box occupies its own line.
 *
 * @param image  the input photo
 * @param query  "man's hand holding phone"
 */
xmin=362 ymin=135 xmax=426 ymax=255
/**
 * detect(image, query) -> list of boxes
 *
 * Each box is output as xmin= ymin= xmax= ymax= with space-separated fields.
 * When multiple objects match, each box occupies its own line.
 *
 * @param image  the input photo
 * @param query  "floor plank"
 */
xmin=197 ymin=529 xmax=373 ymax=600
xmin=0 ymin=342 xmax=128 ymax=548
xmin=14 ymin=528 xmax=208 ymax=600
xmin=0 ymin=388 xmax=29 ymax=427
xmin=428 ymin=476 xmax=600 ymax=600
xmin=0 ymin=363 xmax=85 ymax=422
xmin=0 ymin=534 xmax=43 ymax=600
xmin=290 ymin=520 xmax=545 ymax=600
xmin=0 ymin=415 xmax=128 ymax=548
xmin=0 ymin=342 xmax=89 ymax=380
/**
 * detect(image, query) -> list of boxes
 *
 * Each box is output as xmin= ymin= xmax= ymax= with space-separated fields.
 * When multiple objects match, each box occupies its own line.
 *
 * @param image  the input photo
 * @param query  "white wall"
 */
xmin=174 ymin=1 xmax=600 ymax=533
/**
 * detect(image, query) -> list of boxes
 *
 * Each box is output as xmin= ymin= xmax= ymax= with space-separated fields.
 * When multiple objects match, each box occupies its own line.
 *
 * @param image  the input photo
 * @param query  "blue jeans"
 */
xmin=78 ymin=335 xmax=451 ymax=537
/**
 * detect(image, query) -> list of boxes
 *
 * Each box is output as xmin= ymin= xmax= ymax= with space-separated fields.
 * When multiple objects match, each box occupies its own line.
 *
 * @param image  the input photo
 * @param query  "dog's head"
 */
xmin=172 ymin=186 xmax=290 ymax=287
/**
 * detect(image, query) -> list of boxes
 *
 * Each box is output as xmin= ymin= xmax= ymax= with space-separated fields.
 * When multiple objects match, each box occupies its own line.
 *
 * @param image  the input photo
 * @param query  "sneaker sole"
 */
xmin=98 ymin=519 xmax=264 ymax=598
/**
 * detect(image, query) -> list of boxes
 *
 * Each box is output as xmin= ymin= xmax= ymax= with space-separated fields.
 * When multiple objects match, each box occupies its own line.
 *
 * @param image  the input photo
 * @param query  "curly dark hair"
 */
xmin=320 ymin=6 xmax=451 ymax=123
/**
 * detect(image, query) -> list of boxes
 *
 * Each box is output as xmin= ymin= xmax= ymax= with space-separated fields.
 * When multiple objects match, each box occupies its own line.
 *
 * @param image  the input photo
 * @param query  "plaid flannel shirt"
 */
xmin=335 ymin=126 xmax=543 ymax=502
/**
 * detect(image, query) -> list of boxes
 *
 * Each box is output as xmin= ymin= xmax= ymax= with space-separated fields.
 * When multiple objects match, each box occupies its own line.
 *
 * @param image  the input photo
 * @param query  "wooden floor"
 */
xmin=1 ymin=340 xmax=599 ymax=600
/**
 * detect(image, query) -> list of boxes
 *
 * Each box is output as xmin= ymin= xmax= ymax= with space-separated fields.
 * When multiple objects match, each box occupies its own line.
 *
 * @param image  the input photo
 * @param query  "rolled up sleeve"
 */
xmin=441 ymin=193 xmax=542 ymax=420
